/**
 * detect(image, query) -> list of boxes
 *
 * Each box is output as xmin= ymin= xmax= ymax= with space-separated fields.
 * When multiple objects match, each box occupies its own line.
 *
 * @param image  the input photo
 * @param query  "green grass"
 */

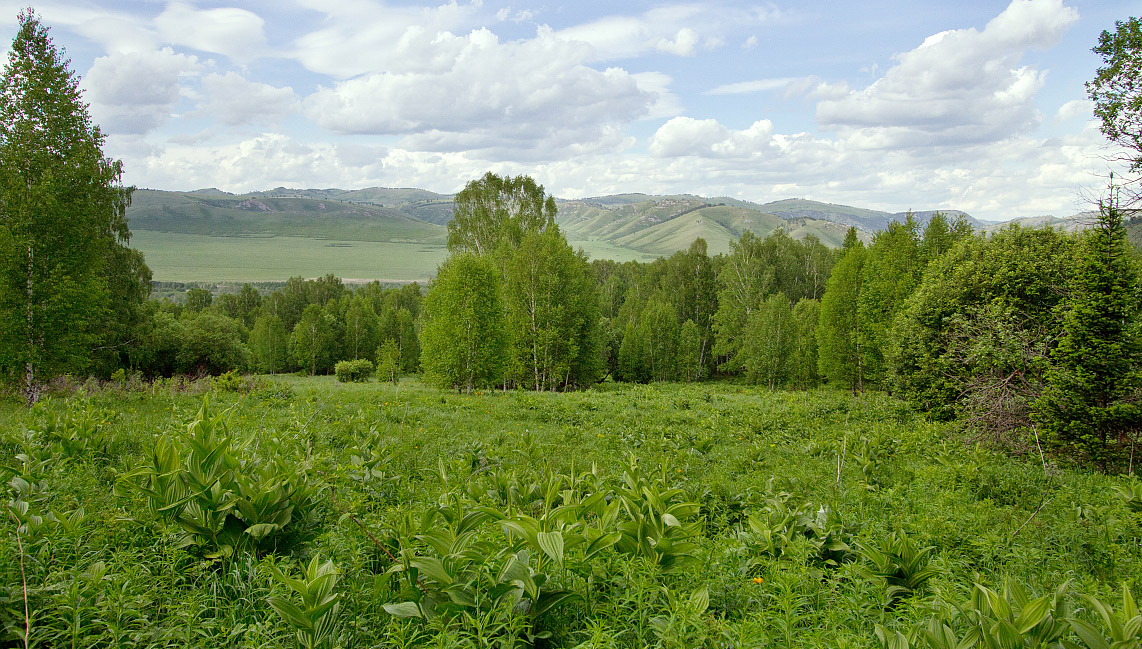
xmin=132 ymin=231 xmax=660 ymax=283
xmin=130 ymin=231 xmax=450 ymax=282
xmin=1 ymin=378 xmax=1139 ymax=648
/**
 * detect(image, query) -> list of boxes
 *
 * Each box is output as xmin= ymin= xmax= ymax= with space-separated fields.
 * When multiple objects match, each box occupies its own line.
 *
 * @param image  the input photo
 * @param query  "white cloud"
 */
xmin=291 ymin=2 xmax=477 ymax=78
xmin=1054 ymin=99 xmax=1093 ymax=123
xmin=82 ymin=48 xmax=201 ymax=134
xmin=302 ymin=27 xmax=656 ymax=158
xmin=655 ymin=27 xmax=699 ymax=57
xmin=496 ymin=7 xmax=535 ymax=23
xmin=195 ymin=72 xmax=299 ymax=126
xmin=708 ymin=77 xmax=793 ymax=95
xmin=816 ymin=0 xmax=1078 ymax=149
xmin=742 ymin=35 xmax=758 ymax=50
xmin=154 ymin=2 xmax=268 ymax=61
xmin=553 ymin=4 xmax=768 ymax=61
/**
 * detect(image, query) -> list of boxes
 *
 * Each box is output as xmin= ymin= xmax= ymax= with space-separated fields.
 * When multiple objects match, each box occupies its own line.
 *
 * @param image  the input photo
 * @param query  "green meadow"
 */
xmin=130 ymin=231 xmax=451 ymax=282
xmin=2 ymin=377 xmax=1138 ymax=647
xmin=130 ymin=231 xmax=659 ymax=283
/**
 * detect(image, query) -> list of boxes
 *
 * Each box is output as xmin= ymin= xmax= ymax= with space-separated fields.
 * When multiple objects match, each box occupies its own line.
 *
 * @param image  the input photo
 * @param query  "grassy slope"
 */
xmin=0 ymin=379 xmax=1136 ymax=647
xmin=129 ymin=189 xmax=446 ymax=243
xmin=130 ymin=230 xmax=448 ymax=282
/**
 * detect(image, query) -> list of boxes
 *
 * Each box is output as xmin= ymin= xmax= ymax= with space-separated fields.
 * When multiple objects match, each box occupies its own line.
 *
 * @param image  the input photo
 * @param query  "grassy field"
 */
xmin=131 ymin=231 xmax=658 ymax=283
xmin=1 ymin=377 xmax=1139 ymax=647
xmin=130 ymin=231 xmax=451 ymax=282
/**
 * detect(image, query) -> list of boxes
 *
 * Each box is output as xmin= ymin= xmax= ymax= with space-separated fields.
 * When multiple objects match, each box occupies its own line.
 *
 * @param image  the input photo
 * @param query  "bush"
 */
xmin=335 ymin=359 xmax=374 ymax=383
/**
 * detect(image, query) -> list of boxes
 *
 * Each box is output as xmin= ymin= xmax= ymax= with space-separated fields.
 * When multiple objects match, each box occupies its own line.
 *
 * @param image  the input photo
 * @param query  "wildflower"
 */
xmin=752 ymin=577 xmax=764 ymax=585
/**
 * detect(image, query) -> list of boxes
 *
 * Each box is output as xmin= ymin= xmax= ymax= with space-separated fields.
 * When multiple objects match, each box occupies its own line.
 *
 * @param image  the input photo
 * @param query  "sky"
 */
xmin=0 ymin=0 xmax=1135 ymax=221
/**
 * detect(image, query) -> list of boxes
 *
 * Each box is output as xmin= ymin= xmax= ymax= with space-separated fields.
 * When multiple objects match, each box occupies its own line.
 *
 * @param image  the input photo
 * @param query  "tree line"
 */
xmin=3 ymin=10 xmax=1142 ymax=471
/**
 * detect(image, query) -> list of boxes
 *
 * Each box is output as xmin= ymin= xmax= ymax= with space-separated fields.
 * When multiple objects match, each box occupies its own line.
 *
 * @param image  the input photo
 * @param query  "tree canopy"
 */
xmin=447 ymin=172 xmax=558 ymax=255
xmin=0 ymin=10 xmax=148 ymax=403
xmin=1088 ymin=17 xmax=1142 ymax=201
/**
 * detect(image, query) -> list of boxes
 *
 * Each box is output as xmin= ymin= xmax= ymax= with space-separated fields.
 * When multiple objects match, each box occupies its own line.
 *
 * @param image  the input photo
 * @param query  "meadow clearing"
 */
xmin=2 ymin=376 xmax=1139 ymax=648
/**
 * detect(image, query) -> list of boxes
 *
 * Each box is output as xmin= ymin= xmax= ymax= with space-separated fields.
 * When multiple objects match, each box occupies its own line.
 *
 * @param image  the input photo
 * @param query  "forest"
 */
xmin=2 ymin=8 xmax=1142 ymax=649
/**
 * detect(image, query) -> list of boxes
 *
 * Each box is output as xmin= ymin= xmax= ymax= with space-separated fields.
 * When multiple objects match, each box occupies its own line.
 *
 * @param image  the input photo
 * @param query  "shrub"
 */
xmin=335 ymin=359 xmax=374 ymax=383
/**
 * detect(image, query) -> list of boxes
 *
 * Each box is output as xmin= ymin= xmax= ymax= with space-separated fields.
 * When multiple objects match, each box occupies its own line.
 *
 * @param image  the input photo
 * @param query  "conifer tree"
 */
xmin=1034 ymin=196 xmax=1142 ymax=470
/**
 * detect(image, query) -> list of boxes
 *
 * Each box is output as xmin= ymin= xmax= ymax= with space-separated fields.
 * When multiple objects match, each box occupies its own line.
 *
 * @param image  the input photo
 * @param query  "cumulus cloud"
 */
xmin=154 ymin=2 xmax=268 ymax=61
xmin=815 ymin=0 xmax=1079 ymax=149
xmin=82 ymin=48 xmax=201 ymax=134
xmin=302 ymin=27 xmax=656 ymax=157
xmin=649 ymin=117 xmax=776 ymax=158
xmin=291 ymin=1 xmax=477 ymax=78
xmin=195 ymin=72 xmax=299 ymax=126
xmin=655 ymin=27 xmax=699 ymax=56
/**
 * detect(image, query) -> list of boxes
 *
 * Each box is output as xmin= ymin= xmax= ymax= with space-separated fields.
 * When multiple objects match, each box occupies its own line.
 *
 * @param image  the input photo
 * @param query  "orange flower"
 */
xmin=751 ymin=577 xmax=764 ymax=585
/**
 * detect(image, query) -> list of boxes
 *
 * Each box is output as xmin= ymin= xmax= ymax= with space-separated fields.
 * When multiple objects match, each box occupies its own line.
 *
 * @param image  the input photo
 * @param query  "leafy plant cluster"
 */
xmin=2 ymin=381 xmax=1140 ymax=647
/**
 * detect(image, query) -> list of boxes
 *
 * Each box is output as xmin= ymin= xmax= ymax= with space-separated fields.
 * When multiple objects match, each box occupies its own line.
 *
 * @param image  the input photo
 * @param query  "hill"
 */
xmin=556 ymin=196 xmax=853 ymax=255
xmin=129 ymin=186 xmax=1099 ymax=282
xmin=129 ymin=189 xmax=447 ymax=243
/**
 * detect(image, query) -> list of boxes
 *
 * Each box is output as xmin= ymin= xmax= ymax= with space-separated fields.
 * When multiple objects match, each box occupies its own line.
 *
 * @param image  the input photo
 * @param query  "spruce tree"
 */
xmin=1034 ymin=197 xmax=1142 ymax=470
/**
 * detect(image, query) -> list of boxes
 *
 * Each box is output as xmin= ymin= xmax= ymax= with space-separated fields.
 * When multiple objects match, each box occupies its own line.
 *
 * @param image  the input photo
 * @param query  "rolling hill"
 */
xmin=127 ymin=185 xmax=1098 ymax=282
xmin=129 ymin=189 xmax=446 ymax=242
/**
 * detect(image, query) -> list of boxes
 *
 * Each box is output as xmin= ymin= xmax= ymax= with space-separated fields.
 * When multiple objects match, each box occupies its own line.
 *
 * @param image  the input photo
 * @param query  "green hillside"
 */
xmin=129 ymin=189 xmax=446 ymax=243
xmin=557 ymin=197 xmax=846 ymax=256
xmin=125 ymin=187 xmax=1002 ymax=282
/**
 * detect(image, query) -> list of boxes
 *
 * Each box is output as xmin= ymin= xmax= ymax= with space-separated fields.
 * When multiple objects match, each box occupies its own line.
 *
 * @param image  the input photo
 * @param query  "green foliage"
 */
xmin=377 ymin=339 xmax=401 ymax=383
xmin=613 ymin=457 xmax=702 ymax=572
xmin=1034 ymin=199 xmax=1142 ymax=471
xmin=1087 ymin=17 xmax=1142 ymax=190
xmin=818 ymin=241 xmax=866 ymax=392
xmin=250 ymin=314 xmax=289 ymax=375
xmin=334 ymin=359 xmax=374 ymax=383
xmin=744 ymin=293 xmax=795 ymax=389
xmin=857 ymin=219 xmax=921 ymax=386
xmin=889 ymin=225 xmax=1076 ymax=420
xmin=1069 ymin=582 xmax=1142 ymax=649
xmin=789 ymin=299 xmax=821 ymax=389
xmin=856 ymin=531 xmax=940 ymax=601
xmin=179 ymin=312 xmax=250 ymax=376
xmin=447 ymin=172 xmax=558 ymax=255
xmin=5 ymin=378 xmax=1142 ymax=647
xmin=269 ymin=555 xmax=343 ymax=649
xmin=290 ymin=304 xmax=338 ymax=376
xmin=0 ymin=10 xmax=149 ymax=403
xmin=119 ymin=398 xmax=321 ymax=560
xmin=504 ymin=229 xmax=603 ymax=390
xmin=419 ymin=253 xmax=506 ymax=392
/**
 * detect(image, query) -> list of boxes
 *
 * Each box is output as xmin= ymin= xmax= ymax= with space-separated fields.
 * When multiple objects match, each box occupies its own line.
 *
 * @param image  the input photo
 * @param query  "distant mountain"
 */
xmin=130 ymin=186 xmax=1099 ymax=263
xmin=128 ymin=189 xmax=446 ymax=243
xmin=555 ymin=195 xmax=853 ymax=255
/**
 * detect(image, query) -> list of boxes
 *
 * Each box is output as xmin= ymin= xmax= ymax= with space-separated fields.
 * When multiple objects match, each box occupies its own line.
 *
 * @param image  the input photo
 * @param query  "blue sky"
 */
xmin=0 ymin=0 xmax=1135 ymax=220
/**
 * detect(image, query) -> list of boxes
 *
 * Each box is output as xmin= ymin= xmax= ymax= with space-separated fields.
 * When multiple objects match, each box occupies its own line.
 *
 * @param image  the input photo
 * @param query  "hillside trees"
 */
xmin=0 ymin=10 xmax=150 ymax=403
xmin=419 ymin=253 xmax=505 ymax=392
xmin=503 ymin=229 xmax=602 ymax=390
xmin=817 ymin=236 xmax=866 ymax=393
xmin=448 ymin=172 xmax=557 ymax=255
xmin=290 ymin=304 xmax=338 ymax=376
xmin=427 ymin=172 xmax=600 ymax=390
xmin=887 ymin=226 xmax=1076 ymax=422
xmin=250 ymin=314 xmax=288 ymax=374
xmin=1034 ymin=197 xmax=1142 ymax=469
